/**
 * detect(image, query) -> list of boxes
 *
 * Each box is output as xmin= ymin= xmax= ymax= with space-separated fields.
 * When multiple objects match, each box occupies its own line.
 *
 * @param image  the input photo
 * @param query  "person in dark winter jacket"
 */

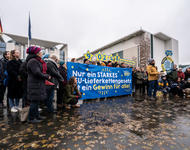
xmin=46 ymin=55 xmax=64 ymax=113
xmin=170 ymin=77 xmax=185 ymax=97
xmin=141 ymin=68 xmax=148 ymax=95
xmin=63 ymin=76 xmax=82 ymax=108
xmin=182 ymin=78 xmax=190 ymax=98
xmin=167 ymin=64 xmax=178 ymax=84
xmin=184 ymin=68 xmax=190 ymax=81
xmin=27 ymin=46 xmax=50 ymax=123
xmin=132 ymin=68 xmax=137 ymax=94
xmin=19 ymin=61 xmax=28 ymax=107
xmin=57 ymin=61 xmax=67 ymax=108
xmin=7 ymin=50 xmax=23 ymax=112
xmin=0 ymin=51 xmax=10 ymax=108
xmin=135 ymin=67 xmax=143 ymax=95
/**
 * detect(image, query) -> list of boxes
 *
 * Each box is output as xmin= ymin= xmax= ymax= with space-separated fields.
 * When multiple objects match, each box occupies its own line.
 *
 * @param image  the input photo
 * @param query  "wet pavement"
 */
xmin=1 ymin=96 xmax=190 ymax=150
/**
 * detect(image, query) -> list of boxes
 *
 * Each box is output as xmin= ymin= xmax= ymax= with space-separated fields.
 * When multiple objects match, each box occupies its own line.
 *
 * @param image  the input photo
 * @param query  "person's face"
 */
xmin=55 ymin=58 xmax=58 ymax=63
xmin=179 ymin=69 xmax=182 ymax=72
xmin=163 ymin=76 xmax=166 ymax=80
xmin=74 ymin=78 xmax=77 ymax=84
xmin=14 ymin=50 xmax=20 ymax=59
xmin=122 ymin=64 xmax=126 ymax=68
xmin=85 ymin=60 xmax=90 ymax=64
xmin=177 ymin=78 xmax=181 ymax=82
xmin=152 ymin=60 xmax=155 ymax=65
xmin=63 ymin=64 xmax=67 ymax=69
xmin=6 ymin=52 xmax=10 ymax=60
xmin=37 ymin=51 xmax=43 ymax=58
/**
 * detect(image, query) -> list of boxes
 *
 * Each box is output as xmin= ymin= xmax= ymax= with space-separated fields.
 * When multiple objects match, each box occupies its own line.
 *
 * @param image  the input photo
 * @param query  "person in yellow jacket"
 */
xmin=146 ymin=58 xmax=160 ymax=99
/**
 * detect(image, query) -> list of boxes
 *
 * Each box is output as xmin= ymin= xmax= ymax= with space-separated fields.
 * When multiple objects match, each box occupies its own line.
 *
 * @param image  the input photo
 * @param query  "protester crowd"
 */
xmin=1 ymin=47 xmax=190 ymax=123
xmin=0 ymin=47 xmax=81 ymax=123
xmin=133 ymin=59 xmax=190 ymax=100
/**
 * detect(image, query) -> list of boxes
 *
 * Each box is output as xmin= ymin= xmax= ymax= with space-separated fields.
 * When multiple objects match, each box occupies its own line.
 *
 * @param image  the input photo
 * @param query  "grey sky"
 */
xmin=0 ymin=0 xmax=190 ymax=64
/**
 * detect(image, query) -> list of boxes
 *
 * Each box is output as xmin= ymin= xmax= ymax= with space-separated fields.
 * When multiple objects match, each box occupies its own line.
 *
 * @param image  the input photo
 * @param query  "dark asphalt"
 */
xmin=1 ymin=96 xmax=190 ymax=150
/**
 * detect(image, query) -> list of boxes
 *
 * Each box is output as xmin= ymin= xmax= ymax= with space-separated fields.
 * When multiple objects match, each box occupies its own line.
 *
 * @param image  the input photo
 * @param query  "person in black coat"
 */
xmin=26 ymin=46 xmax=50 ymax=123
xmin=0 ymin=51 xmax=10 ymax=108
xmin=19 ymin=61 xmax=28 ymax=108
xmin=57 ymin=61 xmax=67 ymax=108
xmin=46 ymin=55 xmax=64 ymax=113
xmin=7 ymin=50 xmax=23 ymax=112
xmin=184 ymin=68 xmax=190 ymax=81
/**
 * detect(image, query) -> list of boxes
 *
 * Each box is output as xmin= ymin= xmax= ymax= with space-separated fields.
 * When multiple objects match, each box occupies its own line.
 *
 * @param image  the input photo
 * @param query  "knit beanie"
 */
xmin=26 ymin=46 xmax=41 ymax=55
xmin=148 ymin=58 xmax=154 ymax=64
xmin=59 ymin=60 xmax=65 ymax=66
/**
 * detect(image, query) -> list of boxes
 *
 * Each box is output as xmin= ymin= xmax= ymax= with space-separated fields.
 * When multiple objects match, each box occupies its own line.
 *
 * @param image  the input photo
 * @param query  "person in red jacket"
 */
xmin=177 ymin=68 xmax=185 ymax=81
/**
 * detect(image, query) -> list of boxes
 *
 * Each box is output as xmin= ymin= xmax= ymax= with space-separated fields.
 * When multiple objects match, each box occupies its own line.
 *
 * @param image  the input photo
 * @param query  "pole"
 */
xmin=28 ymin=37 xmax=30 ymax=48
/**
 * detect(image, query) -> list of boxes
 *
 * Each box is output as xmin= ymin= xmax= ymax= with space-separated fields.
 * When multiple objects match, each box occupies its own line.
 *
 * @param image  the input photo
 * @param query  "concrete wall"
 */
xmin=153 ymin=36 xmax=179 ymax=71
xmin=95 ymin=36 xmax=140 ymax=57
xmin=171 ymin=39 xmax=179 ymax=66
xmin=123 ymin=46 xmax=138 ymax=65
xmin=153 ymin=36 xmax=166 ymax=71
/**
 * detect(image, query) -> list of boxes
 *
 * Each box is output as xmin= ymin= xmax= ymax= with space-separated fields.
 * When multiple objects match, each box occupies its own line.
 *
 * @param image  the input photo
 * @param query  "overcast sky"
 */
xmin=0 ymin=0 xmax=190 ymax=64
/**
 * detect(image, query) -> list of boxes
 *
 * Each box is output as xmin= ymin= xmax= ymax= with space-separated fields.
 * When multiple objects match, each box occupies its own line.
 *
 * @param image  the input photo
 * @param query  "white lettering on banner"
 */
xmin=76 ymin=77 xmax=131 ymax=85
xmin=87 ymin=72 xmax=96 ymax=78
xmin=72 ymin=70 xmax=85 ymax=77
xmin=97 ymin=72 xmax=118 ymax=78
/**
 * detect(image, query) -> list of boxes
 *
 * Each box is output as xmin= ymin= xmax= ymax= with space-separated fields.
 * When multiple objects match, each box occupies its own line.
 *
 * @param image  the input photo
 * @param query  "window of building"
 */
xmin=112 ymin=50 xmax=123 ymax=58
xmin=60 ymin=50 xmax=65 ymax=61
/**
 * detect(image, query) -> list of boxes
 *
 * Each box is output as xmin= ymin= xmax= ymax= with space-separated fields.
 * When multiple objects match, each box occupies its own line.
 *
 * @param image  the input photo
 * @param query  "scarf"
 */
xmin=35 ymin=57 xmax=47 ymax=74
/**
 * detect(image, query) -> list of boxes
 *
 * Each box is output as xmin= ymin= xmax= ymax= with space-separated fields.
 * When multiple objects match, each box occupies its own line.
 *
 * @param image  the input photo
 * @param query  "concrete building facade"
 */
xmin=0 ymin=33 xmax=68 ymax=62
xmin=77 ymin=30 xmax=178 ymax=71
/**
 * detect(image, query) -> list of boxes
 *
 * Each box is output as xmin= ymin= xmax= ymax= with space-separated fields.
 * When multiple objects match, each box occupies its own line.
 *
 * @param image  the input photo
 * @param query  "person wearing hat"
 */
xmin=26 ymin=46 xmax=51 ymax=123
xmin=146 ymin=58 xmax=159 ymax=100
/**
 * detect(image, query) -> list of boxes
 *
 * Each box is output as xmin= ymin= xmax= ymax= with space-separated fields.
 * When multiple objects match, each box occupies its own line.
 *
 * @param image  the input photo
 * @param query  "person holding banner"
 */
xmin=63 ymin=76 xmax=81 ymax=108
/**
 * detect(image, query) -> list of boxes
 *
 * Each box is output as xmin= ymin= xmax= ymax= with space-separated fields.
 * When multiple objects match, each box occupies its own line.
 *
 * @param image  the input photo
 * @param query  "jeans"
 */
xmin=46 ymin=86 xmax=55 ymax=112
xmin=148 ymin=80 xmax=158 ymax=98
xmin=28 ymin=101 xmax=39 ymax=120
xmin=9 ymin=98 xmax=19 ymax=108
